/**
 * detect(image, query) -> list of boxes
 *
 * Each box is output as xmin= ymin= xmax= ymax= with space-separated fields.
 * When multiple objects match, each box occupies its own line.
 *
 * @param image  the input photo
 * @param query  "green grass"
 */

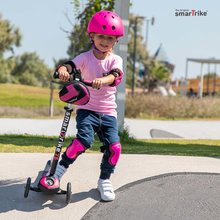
xmin=1 ymin=84 xmax=220 ymax=157
xmin=0 ymin=83 xmax=63 ymax=108
xmin=1 ymin=134 xmax=220 ymax=157
xmin=122 ymin=139 xmax=220 ymax=157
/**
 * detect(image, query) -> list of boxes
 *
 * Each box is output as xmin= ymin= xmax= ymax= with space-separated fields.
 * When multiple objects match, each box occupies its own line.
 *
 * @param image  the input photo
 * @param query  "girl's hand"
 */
xmin=92 ymin=78 xmax=103 ymax=89
xmin=58 ymin=66 xmax=70 ymax=81
xmin=92 ymin=74 xmax=115 ymax=89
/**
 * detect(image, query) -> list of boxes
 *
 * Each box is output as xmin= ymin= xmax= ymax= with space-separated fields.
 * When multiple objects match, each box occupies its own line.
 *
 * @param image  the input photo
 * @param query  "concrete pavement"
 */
xmin=1 ymin=118 xmax=220 ymax=219
xmin=0 ymin=118 xmax=220 ymax=139
xmin=82 ymin=173 xmax=220 ymax=220
xmin=1 ymin=153 xmax=220 ymax=220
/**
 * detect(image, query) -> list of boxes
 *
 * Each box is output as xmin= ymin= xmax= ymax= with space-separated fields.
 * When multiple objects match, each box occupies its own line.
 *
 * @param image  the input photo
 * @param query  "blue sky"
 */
xmin=0 ymin=0 xmax=219 ymax=79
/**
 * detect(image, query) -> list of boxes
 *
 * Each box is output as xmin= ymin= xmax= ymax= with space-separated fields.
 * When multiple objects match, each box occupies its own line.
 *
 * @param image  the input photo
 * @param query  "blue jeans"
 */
xmin=76 ymin=109 xmax=119 ymax=147
xmin=61 ymin=109 xmax=120 ymax=179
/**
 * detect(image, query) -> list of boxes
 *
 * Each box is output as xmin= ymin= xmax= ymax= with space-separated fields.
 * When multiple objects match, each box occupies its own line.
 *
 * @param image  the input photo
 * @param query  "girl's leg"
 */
xmin=54 ymin=109 xmax=99 ymax=179
xmin=97 ymin=114 xmax=121 ymax=201
xmin=98 ymin=114 xmax=121 ymax=180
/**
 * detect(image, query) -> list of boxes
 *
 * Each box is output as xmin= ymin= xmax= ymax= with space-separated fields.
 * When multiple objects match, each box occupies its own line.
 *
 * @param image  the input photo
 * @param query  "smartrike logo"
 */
xmin=175 ymin=9 xmax=208 ymax=17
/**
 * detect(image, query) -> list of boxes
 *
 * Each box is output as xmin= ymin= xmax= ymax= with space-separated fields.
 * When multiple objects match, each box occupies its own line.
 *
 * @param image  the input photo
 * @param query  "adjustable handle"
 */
xmin=53 ymin=71 xmax=60 ymax=79
xmin=53 ymin=71 xmax=93 ymax=87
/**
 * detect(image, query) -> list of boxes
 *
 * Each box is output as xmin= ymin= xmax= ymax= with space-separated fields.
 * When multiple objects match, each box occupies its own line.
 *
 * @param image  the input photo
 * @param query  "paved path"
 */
xmin=82 ymin=173 xmax=220 ymax=220
xmin=1 ymin=118 xmax=220 ymax=219
xmin=1 ymin=153 xmax=220 ymax=220
xmin=1 ymin=118 xmax=220 ymax=139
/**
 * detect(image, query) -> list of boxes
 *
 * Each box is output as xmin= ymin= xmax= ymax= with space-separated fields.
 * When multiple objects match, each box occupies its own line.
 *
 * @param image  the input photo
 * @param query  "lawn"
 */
xmin=0 ymin=83 xmax=63 ymax=108
xmin=1 ymin=134 xmax=220 ymax=157
xmin=1 ymin=84 xmax=220 ymax=157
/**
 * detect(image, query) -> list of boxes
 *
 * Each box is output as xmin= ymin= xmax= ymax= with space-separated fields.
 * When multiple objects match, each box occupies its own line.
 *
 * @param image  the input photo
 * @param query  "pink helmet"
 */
xmin=87 ymin=10 xmax=124 ymax=37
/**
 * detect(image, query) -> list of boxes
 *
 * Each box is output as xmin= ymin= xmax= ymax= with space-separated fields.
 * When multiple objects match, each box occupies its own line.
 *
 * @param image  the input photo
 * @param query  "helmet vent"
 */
xmin=112 ymin=26 xmax=115 ymax=30
xmin=102 ymin=25 xmax=107 ymax=30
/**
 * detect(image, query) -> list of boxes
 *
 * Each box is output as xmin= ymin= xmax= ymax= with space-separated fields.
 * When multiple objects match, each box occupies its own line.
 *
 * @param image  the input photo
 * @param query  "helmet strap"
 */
xmin=93 ymin=44 xmax=109 ymax=55
xmin=90 ymin=39 xmax=109 ymax=55
xmin=89 ymin=36 xmax=118 ymax=55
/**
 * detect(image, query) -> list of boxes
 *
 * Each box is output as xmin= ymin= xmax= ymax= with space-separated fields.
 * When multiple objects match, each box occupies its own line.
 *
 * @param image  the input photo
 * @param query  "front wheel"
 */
xmin=24 ymin=177 xmax=31 ymax=198
xmin=66 ymin=182 xmax=72 ymax=204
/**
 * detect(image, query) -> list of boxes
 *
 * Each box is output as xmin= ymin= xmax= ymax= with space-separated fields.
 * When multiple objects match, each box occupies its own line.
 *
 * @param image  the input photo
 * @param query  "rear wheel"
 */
xmin=66 ymin=182 xmax=72 ymax=204
xmin=24 ymin=177 xmax=31 ymax=198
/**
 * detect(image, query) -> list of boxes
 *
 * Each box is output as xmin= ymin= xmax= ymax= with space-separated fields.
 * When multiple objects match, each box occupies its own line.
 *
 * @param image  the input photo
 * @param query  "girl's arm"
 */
xmin=92 ymin=68 xmax=123 ymax=89
xmin=92 ymin=74 xmax=115 ymax=89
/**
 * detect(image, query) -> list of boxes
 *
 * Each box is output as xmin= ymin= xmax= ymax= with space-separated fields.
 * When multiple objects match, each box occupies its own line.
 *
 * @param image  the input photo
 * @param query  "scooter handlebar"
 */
xmin=53 ymin=71 xmax=93 ymax=87
xmin=53 ymin=71 xmax=60 ymax=79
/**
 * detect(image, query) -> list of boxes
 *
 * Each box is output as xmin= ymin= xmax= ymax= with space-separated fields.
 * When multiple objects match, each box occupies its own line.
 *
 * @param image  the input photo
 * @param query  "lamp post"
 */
xmin=145 ymin=16 xmax=155 ymax=49
xmin=131 ymin=16 xmax=145 ymax=96
xmin=145 ymin=17 xmax=155 ymax=92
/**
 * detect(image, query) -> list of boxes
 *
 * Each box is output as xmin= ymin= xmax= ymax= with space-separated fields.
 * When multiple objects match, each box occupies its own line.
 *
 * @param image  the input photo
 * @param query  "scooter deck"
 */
xmin=30 ymin=186 xmax=67 ymax=194
xmin=29 ymin=160 xmax=67 ymax=194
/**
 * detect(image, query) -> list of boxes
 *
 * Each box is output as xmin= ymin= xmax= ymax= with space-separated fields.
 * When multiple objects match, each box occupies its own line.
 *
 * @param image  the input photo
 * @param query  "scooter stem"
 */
xmin=49 ymin=104 xmax=73 ymax=175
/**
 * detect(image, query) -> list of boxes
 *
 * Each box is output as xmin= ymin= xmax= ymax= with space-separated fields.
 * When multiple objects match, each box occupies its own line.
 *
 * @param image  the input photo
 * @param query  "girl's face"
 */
xmin=91 ymin=33 xmax=118 ymax=53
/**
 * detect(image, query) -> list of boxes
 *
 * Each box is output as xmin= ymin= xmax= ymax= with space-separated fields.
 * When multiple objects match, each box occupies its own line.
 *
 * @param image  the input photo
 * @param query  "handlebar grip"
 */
xmin=53 ymin=71 xmax=93 ymax=87
xmin=53 ymin=71 xmax=74 ymax=81
xmin=53 ymin=71 xmax=59 ymax=79
xmin=82 ymin=80 xmax=93 ymax=87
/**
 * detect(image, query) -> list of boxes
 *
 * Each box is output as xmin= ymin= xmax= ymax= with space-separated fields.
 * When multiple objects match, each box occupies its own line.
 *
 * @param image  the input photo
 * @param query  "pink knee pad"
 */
xmin=66 ymin=139 xmax=86 ymax=159
xmin=108 ymin=142 xmax=121 ymax=166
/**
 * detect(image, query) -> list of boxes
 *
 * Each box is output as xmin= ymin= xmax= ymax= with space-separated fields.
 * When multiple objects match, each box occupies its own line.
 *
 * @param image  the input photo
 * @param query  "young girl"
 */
xmin=54 ymin=10 xmax=124 ymax=201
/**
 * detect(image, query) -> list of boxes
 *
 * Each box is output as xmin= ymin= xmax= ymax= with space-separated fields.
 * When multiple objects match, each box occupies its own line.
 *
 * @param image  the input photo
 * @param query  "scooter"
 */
xmin=24 ymin=71 xmax=92 ymax=204
xmin=24 ymin=103 xmax=73 ymax=204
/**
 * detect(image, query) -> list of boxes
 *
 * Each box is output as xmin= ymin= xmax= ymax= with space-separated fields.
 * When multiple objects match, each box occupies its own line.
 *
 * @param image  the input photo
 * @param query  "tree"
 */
xmin=0 ymin=14 xmax=21 ymax=56
xmin=126 ymin=13 xmax=149 ymax=88
xmin=0 ymin=13 xmax=52 ymax=86
xmin=127 ymin=14 xmax=173 ymax=92
xmin=149 ymin=60 xmax=170 ymax=81
xmin=0 ymin=14 xmax=22 ymax=83
xmin=0 ymin=56 xmax=16 ymax=83
xmin=11 ymin=52 xmax=51 ymax=87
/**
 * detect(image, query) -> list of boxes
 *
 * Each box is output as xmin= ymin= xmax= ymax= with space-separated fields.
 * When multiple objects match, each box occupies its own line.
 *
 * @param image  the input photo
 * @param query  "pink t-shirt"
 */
xmin=72 ymin=50 xmax=123 ymax=117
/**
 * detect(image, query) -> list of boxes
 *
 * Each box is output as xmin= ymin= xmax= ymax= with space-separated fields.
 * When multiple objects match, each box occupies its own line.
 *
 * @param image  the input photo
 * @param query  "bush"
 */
xmin=125 ymin=94 xmax=220 ymax=119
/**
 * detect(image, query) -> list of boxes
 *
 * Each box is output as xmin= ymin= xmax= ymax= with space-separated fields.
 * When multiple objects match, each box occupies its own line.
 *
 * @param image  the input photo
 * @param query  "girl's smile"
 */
xmin=91 ymin=33 xmax=118 ymax=53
